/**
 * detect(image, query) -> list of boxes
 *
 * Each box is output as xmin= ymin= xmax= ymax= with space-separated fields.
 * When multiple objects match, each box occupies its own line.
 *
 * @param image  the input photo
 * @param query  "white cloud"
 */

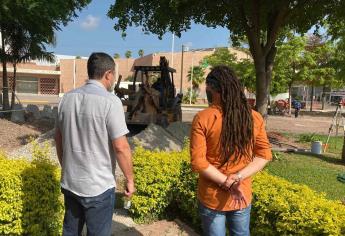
xmin=80 ymin=15 xmax=100 ymax=30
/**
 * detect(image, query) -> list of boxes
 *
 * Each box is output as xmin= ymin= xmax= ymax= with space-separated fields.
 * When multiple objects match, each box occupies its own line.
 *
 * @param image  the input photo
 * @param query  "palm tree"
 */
xmin=187 ymin=66 xmax=206 ymax=90
xmin=0 ymin=24 xmax=12 ymax=110
xmin=7 ymin=27 xmax=55 ymax=108
xmin=125 ymin=50 xmax=132 ymax=58
xmin=138 ymin=49 xmax=144 ymax=57
xmin=113 ymin=53 xmax=120 ymax=59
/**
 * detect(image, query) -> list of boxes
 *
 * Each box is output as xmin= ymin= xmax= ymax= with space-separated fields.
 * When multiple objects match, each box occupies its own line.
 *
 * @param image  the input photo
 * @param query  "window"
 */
xmin=17 ymin=77 xmax=38 ymax=94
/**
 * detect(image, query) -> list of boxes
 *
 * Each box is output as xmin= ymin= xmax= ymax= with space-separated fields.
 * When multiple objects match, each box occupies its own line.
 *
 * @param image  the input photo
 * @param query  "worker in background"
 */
xmin=190 ymin=66 xmax=272 ymax=236
xmin=292 ymin=99 xmax=302 ymax=118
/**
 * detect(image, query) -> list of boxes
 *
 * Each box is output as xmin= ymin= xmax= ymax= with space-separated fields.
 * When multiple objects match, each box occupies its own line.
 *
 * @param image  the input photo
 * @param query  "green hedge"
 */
xmin=0 ymin=143 xmax=63 ymax=235
xmin=252 ymin=172 xmax=345 ymax=235
xmin=131 ymin=146 xmax=345 ymax=235
xmin=129 ymin=145 xmax=190 ymax=222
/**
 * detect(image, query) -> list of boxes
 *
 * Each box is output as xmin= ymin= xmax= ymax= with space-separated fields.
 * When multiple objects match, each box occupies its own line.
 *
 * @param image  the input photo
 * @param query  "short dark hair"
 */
xmin=87 ymin=52 xmax=115 ymax=80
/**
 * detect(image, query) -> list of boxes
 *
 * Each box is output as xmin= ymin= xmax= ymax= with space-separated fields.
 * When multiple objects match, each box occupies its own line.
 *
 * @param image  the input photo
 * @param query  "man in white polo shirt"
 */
xmin=55 ymin=52 xmax=135 ymax=236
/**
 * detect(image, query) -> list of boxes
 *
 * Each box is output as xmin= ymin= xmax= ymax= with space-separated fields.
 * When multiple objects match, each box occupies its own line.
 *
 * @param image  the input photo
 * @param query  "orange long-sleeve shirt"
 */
xmin=190 ymin=105 xmax=272 ymax=211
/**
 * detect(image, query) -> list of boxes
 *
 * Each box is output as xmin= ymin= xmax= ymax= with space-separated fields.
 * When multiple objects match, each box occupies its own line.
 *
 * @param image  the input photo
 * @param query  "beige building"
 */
xmin=0 ymin=48 xmax=249 ymax=100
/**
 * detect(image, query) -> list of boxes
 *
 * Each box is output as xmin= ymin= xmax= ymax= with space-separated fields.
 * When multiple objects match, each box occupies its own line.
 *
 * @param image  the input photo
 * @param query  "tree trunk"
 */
xmin=11 ymin=63 xmax=17 ymax=109
xmin=288 ymin=84 xmax=292 ymax=115
xmin=1 ymin=30 xmax=10 ymax=111
xmin=254 ymin=46 xmax=277 ymax=117
xmin=321 ymin=85 xmax=326 ymax=110
xmin=254 ymin=59 xmax=268 ymax=116
xmin=310 ymin=85 xmax=314 ymax=112
xmin=341 ymin=135 xmax=345 ymax=165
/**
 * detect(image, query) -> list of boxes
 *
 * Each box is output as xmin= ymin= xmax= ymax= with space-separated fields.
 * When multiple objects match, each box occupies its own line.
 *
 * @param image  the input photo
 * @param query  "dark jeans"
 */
xmin=295 ymin=108 xmax=300 ymax=118
xmin=62 ymin=187 xmax=115 ymax=236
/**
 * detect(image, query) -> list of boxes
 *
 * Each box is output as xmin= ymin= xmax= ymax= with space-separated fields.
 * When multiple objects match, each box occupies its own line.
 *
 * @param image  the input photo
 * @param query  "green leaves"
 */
xmin=0 ymin=144 xmax=63 ymax=235
xmin=273 ymin=34 xmax=338 ymax=96
xmin=273 ymin=35 xmax=308 ymax=94
xmin=138 ymin=49 xmax=144 ymax=57
xmin=252 ymin=172 xmax=345 ymax=235
xmin=125 ymin=50 xmax=132 ymax=58
xmin=107 ymin=0 xmax=343 ymax=115
xmin=129 ymin=144 xmax=345 ymax=234
xmin=187 ymin=65 xmax=205 ymax=90
xmin=204 ymin=48 xmax=256 ymax=92
xmin=129 ymin=146 xmax=190 ymax=223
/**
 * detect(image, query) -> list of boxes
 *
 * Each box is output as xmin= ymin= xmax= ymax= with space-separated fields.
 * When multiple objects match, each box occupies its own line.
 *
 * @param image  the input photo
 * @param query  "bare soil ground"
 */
xmin=183 ymin=111 xmax=333 ymax=135
xmin=0 ymin=118 xmax=54 ymax=152
xmin=265 ymin=115 xmax=333 ymax=135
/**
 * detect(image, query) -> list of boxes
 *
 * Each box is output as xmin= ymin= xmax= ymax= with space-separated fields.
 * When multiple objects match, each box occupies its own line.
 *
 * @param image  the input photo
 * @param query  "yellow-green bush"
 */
xmin=0 ymin=142 xmax=63 ymax=235
xmin=174 ymin=160 xmax=200 ymax=227
xmin=252 ymin=172 xmax=345 ymax=235
xmin=131 ymin=146 xmax=345 ymax=235
xmin=129 ymin=146 xmax=189 ymax=222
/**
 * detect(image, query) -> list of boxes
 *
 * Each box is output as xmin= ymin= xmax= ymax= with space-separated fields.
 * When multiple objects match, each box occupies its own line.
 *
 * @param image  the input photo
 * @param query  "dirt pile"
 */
xmin=10 ymin=122 xmax=192 ymax=163
xmin=128 ymin=122 xmax=192 ymax=152
xmin=165 ymin=122 xmax=191 ymax=144
xmin=10 ymin=129 xmax=57 ymax=162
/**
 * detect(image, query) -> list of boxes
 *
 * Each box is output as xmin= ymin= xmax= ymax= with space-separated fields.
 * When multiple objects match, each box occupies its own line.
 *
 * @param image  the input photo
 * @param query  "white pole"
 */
xmin=115 ymin=61 xmax=119 ymax=84
xmin=171 ymin=33 xmax=175 ymax=68
xmin=73 ymin=59 xmax=76 ymax=89
xmin=189 ymin=53 xmax=194 ymax=105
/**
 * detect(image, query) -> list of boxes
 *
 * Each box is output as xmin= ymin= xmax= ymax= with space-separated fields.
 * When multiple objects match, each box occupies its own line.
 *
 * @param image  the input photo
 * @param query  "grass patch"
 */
xmin=277 ymin=132 xmax=344 ymax=154
xmin=296 ymin=133 xmax=343 ymax=154
xmin=266 ymin=152 xmax=345 ymax=201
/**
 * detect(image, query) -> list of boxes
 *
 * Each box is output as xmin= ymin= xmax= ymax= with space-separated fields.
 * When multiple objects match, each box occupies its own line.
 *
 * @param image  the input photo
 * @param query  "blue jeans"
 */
xmin=62 ymin=188 xmax=115 ymax=236
xmin=199 ymin=202 xmax=251 ymax=236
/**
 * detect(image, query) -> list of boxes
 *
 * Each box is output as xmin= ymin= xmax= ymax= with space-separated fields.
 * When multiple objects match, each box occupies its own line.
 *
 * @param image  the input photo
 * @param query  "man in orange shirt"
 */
xmin=190 ymin=66 xmax=272 ymax=236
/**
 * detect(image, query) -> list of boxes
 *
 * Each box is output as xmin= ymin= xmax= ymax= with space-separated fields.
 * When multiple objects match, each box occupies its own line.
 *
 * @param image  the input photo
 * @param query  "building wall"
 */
xmin=1 ymin=48 xmax=250 ymax=98
xmin=16 ymin=62 xmax=58 ymax=71
xmin=58 ymin=58 xmax=136 ymax=94
xmin=0 ymin=62 xmax=59 ymax=95
xmin=114 ymin=58 xmax=136 ymax=80
xmin=59 ymin=59 xmax=88 ymax=93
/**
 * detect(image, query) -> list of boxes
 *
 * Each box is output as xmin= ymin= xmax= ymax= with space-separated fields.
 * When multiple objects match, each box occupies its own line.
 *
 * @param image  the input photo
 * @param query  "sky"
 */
xmin=46 ymin=0 xmax=230 ymax=58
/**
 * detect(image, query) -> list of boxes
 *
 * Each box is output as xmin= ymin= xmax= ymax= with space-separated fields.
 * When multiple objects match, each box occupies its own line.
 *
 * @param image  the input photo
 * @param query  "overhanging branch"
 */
xmin=239 ymin=3 xmax=262 ymax=59
xmin=264 ymin=8 xmax=289 ymax=56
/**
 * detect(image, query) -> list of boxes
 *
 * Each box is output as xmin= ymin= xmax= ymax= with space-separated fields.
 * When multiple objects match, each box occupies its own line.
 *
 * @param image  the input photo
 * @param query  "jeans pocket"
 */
xmin=199 ymin=202 xmax=224 ymax=217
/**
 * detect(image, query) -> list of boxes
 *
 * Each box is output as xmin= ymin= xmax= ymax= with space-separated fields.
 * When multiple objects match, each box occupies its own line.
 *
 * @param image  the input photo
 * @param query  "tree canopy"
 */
xmin=187 ymin=65 xmax=205 ymax=90
xmin=108 ymin=0 xmax=345 ymax=115
xmin=138 ymin=49 xmax=144 ymax=57
xmin=125 ymin=50 xmax=132 ymax=58
xmin=114 ymin=53 xmax=121 ymax=59
xmin=0 ymin=0 xmax=90 ymax=110
xmin=205 ymin=48 xmax=256 ymax=92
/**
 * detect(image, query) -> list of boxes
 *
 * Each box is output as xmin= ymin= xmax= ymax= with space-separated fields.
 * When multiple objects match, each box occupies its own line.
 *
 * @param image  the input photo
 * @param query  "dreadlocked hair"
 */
xmin=206 ymin=66 xmax=254 ymax=166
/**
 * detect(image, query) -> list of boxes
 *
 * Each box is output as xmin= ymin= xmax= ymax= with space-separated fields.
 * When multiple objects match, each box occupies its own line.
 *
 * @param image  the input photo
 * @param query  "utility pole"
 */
xmin=180 ymin=45 xmax=185 ymax=94
xmin=171 ymin=33 xmax=175 ymax=68
xmin=189 ymin=54 xmax=194 ymax=104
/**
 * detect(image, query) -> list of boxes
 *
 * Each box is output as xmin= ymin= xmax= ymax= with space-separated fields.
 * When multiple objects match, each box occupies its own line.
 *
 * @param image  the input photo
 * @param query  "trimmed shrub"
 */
xmin=129 ymin=146 xmax=189 ymax=222
xmin=175 ymin=160 xmax=200 ymax=228
xmin=131 ymin=146 xmax=345 ymax=235
xmin=252 ymin=172 xmax=345 ymax=235
xmin=0 ymin=142 xmax=63 ymax=235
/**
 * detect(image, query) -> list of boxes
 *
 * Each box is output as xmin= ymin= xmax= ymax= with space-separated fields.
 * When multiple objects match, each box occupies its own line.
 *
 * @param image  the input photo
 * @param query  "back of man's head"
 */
xmin=87 ymin=52 xmax=115 ymax=80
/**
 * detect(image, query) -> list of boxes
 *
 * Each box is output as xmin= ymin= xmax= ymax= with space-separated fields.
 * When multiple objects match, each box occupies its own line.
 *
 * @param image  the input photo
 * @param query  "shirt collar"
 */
xmin=86 ymin=79 xmax=107 ymax=90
